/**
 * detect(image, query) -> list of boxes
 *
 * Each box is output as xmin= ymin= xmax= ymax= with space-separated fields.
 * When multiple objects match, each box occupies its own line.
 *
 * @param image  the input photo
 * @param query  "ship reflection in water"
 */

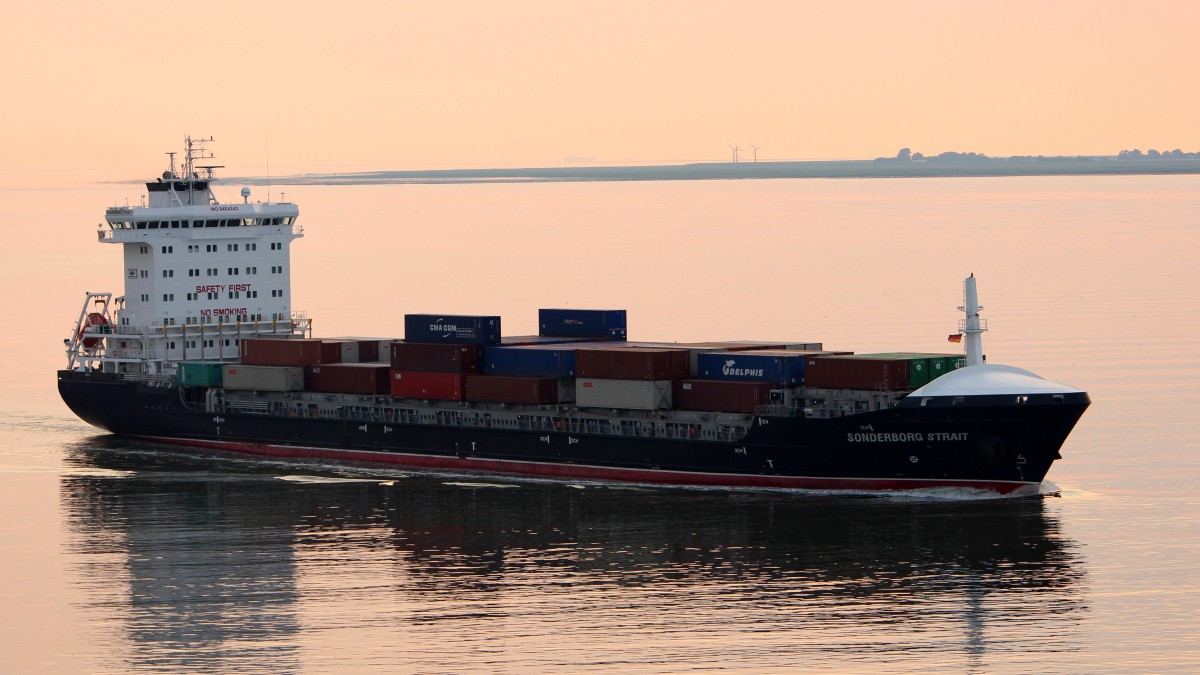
xmin=60 ymin=438 xmax=1087 ymax=672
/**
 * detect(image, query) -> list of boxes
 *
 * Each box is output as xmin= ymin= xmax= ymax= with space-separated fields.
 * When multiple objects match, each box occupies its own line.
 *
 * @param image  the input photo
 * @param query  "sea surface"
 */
xmin=2 ymin=175 xmax=1198 ymax=673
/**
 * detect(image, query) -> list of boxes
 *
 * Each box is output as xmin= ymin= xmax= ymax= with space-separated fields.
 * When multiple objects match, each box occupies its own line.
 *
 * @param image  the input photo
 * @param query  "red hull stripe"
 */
xmin=133 ymin=436 xmax=1032 ymax=494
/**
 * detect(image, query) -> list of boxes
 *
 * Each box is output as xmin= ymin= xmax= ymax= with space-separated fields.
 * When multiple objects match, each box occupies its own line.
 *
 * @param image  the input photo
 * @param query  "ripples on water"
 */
xmin=58 ymin=438 xmax=1085 ymax=673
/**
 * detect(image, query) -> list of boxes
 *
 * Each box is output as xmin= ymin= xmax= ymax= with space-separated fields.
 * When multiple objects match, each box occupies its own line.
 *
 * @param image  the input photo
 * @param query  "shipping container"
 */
xmin=390 ymin=370 xmax=466 ymax=400
xmin=325 ymin=337 xmax=397 ymax=362
xmin=695 ymin=351 xmax=809 ymax=385
xmin=305 ymin=363 xmax=391 ymax=394
xmin=404 ymin=314 xmax=501 ymax=345
xmin=222 ymin=365 xmax=304 ymax=391
xmin=483 ymin=345 xmax=576 ymax=378
xmin=390 ymin=342 xmax=480 ymax=372
xmin=576 ymin=378 xmax=673 ymax=410
xmin=677 ymin=379 xmax=774 ymax=413
xmin=240 ymin=338 xmax=329 ymax=367
xmin=500 ymin=335 xmax=606 ymax=346
xmin=576 ymin=348 xmax=689 ymax=380
xmin=538 ymin=308 xmax=627 ymax=339
xmin=323 ymin=340 xmax=360 ymax=364
xmin=178 ymin=361 xmax=224 ymax=387
xmin=465 ymin=375 xmax=559 ymax=404
xmin=803 ymin=356 xmax=911 ymax=391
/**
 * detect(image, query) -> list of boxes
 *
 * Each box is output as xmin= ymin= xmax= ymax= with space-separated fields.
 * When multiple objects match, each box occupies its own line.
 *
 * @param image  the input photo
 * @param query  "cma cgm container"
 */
xmin=240 ymin=338 xmax=333 ymax=367
xmin=677 ymin=380 xmax=774 ymax=413
xmin=390 ymin=342 xmax=480 ymax=372
xmin=576 ymin=378 xmax=673 ymax=410
xmin=804 ymin=355 xmax=911 ymax=391
xmin=539 ymin=308 xmax=628 ymax=339
xmin=404 ymin=314 xmax=501 ymax=345
xmin=390 ymin=370 xmax=466 ymax=400
xmin=465 ymin=375 xmax=560 ymax=404
xmin=483 ymin=345 xmax=576 ymax=378
xmin=222 ymin=365 xmax=304 ymax=391
xmin=178 ymin=361 xmax=224 ymax=387
xmin=576 ymin=348 xmax=689 ymax=381
xmin=305 ymin=363 xmax=391 ymax=394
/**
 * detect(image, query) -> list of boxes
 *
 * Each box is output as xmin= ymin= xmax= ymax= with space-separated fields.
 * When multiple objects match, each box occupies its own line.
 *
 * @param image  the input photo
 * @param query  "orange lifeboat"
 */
xmin=76 ymin=312 xmax=109 ymax=350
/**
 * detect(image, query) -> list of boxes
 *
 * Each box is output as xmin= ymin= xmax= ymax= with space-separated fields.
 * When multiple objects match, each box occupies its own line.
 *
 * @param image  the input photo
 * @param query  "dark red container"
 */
xmin=465 ymin=375 xmax=559 ymax=404
xmin=576 ymin=348 xmax=689 ymax=381
xmin=804 ymin=356 xmax=910 ymax=390
xmin=676 ymin=379 xmax=774 ymax=413
xmin=356 ymin=340 xmax=380 ymax=362
xmin=390 ymin=342 xmax=480 ymax=372
xmin=305 ymin=364 xmax=390 ymax=394
xmin=241 ymin=338 xmax=330 ymax=366
xmin=390 ymin=370 xmax=466 ymax=400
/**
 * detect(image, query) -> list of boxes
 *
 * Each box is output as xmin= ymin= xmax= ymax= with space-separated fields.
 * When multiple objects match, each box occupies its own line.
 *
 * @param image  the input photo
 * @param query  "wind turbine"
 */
xmin=750 ymin=144 xmax=762 ymax=163
xmin=729 ymin=144 xmax=741 ymax=163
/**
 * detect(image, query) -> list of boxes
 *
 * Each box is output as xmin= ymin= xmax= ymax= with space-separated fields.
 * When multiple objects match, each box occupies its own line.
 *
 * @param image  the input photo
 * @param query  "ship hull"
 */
xmin=58 ymin=370 xmax=1089 ymax=493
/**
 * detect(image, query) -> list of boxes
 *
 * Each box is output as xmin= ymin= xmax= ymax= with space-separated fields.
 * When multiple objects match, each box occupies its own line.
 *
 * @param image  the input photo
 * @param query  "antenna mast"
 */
xmin=958 ymin=274 xmax=988 ymax=366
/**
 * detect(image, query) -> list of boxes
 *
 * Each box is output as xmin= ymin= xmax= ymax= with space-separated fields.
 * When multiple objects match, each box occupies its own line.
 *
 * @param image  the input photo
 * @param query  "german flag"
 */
xmin=947 ymin=333 xmax=963 ymax=343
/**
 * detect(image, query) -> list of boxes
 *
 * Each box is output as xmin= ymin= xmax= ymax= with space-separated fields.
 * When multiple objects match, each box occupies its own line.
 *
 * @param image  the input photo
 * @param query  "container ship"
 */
xmin=58 ymin=138 xmax=1090 ymax=493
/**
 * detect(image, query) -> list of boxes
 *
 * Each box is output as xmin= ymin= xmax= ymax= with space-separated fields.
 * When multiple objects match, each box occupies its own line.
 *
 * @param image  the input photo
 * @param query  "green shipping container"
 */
xmin=862 ymin=353 xmax=966 ymax=384
xmin=854 ymin=353 xmax=937 ymax=388
xmin=178 ymin=361 xmax=224 ymax=387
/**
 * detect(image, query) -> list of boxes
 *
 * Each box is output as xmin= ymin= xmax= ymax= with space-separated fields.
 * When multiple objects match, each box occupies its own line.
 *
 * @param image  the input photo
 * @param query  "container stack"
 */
xmin=575 ymin=347 xmax=688 ymax=410
xmin=391 ymin=314 xmax=500 ymax=400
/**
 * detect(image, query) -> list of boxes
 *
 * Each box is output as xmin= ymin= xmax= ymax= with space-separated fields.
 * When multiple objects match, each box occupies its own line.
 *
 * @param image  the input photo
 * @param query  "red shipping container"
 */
xmin=465 ymin=375 xmax=559 ymax=404
xmin=676 ymin=379 xmax=774 ymax=413
xmin=390 ymin=370 xmax=466 ymax=400
xmin=305 ymin=364 xmax=391 ymax=394
xmin=390 ymin=342 xmax=480 ymax=372
xmin=241 ymin=338 xmax=329 ymax=366
xmin=804 ymin=356 xmax=910 ymax=390
xmin=576 ymin=348 xmax=689 ymax=380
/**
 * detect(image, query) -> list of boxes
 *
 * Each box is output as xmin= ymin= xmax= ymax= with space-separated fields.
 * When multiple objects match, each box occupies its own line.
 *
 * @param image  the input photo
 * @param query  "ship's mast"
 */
xmin=959 ymin=274 xmax=988 ymax=366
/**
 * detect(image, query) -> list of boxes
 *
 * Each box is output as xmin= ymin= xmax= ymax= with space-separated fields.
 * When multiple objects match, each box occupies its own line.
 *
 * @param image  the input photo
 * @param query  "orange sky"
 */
xmin=2 ymin=1 xmax=1198 ymax=186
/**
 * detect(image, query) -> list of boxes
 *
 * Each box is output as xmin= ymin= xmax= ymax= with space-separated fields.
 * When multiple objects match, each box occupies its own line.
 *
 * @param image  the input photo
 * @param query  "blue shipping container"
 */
xmin=539 ymin=308 xmax=627 ymax=339
xmin=404 ymin=314 xmax=501 ymax=345
xmin=695 ymin=351 xmax=808 ymax=385
xmin=483 ymin=346 xmax=577 ymax=378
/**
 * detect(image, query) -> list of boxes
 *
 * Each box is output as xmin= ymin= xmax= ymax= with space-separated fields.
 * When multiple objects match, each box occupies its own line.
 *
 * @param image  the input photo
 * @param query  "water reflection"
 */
xmin=62 ymin=438 xmax=1087 ymax=671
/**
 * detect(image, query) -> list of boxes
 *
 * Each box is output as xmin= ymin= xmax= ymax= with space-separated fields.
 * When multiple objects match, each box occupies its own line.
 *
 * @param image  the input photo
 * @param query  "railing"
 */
xmin=755 ymin=404 xmax=798 ymax=418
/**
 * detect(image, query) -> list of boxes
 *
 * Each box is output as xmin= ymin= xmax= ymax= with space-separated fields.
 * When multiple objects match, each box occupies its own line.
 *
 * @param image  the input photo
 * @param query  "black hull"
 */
xmin=58 ymin=370 xmax=1090 ymax=493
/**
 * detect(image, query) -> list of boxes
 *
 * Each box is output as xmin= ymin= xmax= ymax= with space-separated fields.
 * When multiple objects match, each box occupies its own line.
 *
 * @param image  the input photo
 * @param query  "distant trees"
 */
xmin=1118 ymin=148 xmax=1200 ymax=159
xmin=880 ymin=149 xmax=989 ymax=162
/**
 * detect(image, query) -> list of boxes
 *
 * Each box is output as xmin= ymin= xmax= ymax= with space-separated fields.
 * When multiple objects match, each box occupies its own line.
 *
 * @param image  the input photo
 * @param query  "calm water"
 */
xmin=2 ymin=175 xmax=1198 ymax=672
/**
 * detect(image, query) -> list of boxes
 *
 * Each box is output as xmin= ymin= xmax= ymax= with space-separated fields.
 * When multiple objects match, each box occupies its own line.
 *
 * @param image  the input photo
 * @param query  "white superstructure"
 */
xmin=66 ymin=136 xmax=310 ymax=377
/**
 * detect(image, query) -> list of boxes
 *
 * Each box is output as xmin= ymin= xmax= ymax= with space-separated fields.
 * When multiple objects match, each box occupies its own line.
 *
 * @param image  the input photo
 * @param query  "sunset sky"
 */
xmin=2 ymin=1 xmax=1198 ymax=186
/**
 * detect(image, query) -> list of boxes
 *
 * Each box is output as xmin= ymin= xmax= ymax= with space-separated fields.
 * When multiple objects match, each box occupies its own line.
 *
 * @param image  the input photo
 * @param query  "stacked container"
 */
xmin=465 ymin=375 xmax=560 ymax=404
xmin=539 ymin=308 xmax=627 ymax=340
xmin=222 ymin=364 xmax=304 ymax=391
xmin=178 ymin=361 xmax=224 ymax=387
xmin=391 ymin=370 xmax=466 ymax=400
xmin=404 ymin=314 xmax=501 ymax=345
xmin=803 ymin=355 xmax=914 ymax=391
xmin=390 ymin=314 xmax=500 ymax=400
xmin=306 ymin=363 xmax=391 ymax=394
xmin=676 ymin=380 xmax=774 ymax=413
xmin=241 ymin=337 xmax=339 ymax=367
xmin=574 ymin=347 xmax=688 ymax=410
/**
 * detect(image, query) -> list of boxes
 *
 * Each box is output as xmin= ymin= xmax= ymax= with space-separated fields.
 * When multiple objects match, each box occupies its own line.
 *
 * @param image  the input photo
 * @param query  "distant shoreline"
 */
xmin=234 ymin=156 xmax=1200 ymax=186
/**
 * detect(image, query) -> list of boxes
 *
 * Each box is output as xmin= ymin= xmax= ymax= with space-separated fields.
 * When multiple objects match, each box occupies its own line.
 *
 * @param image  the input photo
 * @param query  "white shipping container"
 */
xmin=334 ymin=341 xmax=360 ymax=363
xmin=576 ymin=378 xmax=673 ymax=410
xmin=222 ymin=365 xmax=304 ymax=391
